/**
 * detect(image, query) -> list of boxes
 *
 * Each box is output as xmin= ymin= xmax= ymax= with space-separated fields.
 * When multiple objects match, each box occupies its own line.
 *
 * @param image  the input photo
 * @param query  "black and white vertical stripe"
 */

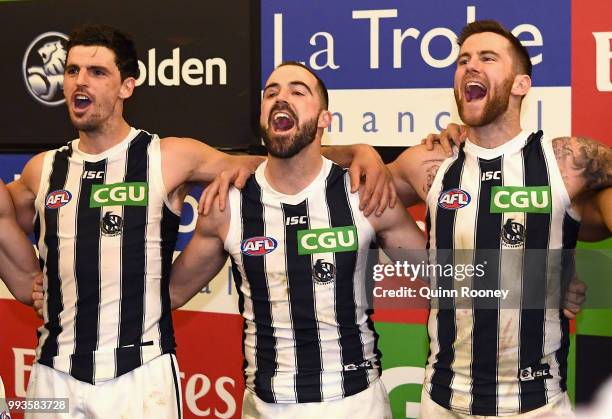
xmin=34 ymin=129 xmax=179 ymax=384
xmin=225 ymin=158 xmax=378 ymax=403
xmin=424 ymin=131 xmax=580 ymax=415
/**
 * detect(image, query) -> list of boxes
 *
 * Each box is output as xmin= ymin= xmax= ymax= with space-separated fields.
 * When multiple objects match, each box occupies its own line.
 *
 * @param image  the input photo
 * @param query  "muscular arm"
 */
xmin=7 ymin=152 xmax=45 ymax=234
xmin=0 ymin=180 xmax=41 ymax=305
xmin=387 ymin=144 xmax=448 ymax=207
xmin=170 ymin=196 xmax=229 ymax=309
xmin=552 ymin=136 xmax=612 ymax=199
xmin=369 ymin=202 xmax=427 ymax=251
xmin=161 ymin=137 xmax=263 ymax=199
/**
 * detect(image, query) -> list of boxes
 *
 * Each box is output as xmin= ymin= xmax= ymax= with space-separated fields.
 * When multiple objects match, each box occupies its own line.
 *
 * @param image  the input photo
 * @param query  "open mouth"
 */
xmin=271 ymin=111 xmax=295 ymax=132
xmin=465 ymin=81 xmax=487 ymax=102
xmin=73 ymin=93 xmax=92 ymax=110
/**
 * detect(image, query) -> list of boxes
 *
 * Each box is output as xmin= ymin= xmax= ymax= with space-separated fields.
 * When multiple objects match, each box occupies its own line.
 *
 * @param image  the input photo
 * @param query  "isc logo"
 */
xmin=241 ymin=236 xmax=278 ymax=256
xmin=286 ymin=216 xmax=307 ymax=226
xmin=45 ymin=189 xmax=72 ymax=209
xmin=481 ymin=171 xmax=501 ymax=181
xmin=438 ymin=189 xmax=471 ymax=210
xmin=82 ymin=171 xmax=104 ymax=179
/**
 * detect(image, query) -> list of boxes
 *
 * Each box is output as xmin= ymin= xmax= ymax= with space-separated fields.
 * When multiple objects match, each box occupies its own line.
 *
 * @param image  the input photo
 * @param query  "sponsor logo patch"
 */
xmin=438 ymin=188 xmax=471 ymax=210
xmin=241 ymin=236 xmax=278 ymax=256
xmin=490 ymin=186 xmax=551 ymax=213
xmin=312 ymin=259 xmax=336 ymax=284
xmin=501 ymin=218 xmax=525 ymax=247
xmin=100 ymin=211 xmax=123 ymax=236
xmin=45 ymin=189 xmax=72 ymax=209
xmin=297 ymin=226 xmax=358 ymax=255
xmin=519 ymin=364 xmax=553 ymax=382
xmin=90 ymin=182 xmax=148 ymax=207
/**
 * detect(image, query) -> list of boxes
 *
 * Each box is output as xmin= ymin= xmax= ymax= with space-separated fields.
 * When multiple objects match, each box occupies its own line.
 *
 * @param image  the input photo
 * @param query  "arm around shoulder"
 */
xmin=388 ymin=143 xmax=447 ymax=207
xmin=170 ymin=195 xmax=230 ymax=309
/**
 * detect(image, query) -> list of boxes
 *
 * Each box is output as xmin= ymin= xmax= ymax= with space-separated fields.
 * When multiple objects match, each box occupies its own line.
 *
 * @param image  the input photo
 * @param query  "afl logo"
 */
xmin=241 ymin=236 xmax=278 ymax=256
xmin=45 ymin=189 xmax=72 ymax=209
xmin=22 ymin=31 xmax=68 ymax=106
xmin=438 ymin=188 xmax=471 ymax=210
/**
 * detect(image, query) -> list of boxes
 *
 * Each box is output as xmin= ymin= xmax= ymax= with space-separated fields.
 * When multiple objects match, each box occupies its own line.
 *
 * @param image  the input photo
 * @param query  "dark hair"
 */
xmin=457 ymin=20 xmax=532 ymax=77
xmin=67 ymin=24 xmax=139 ymax=80
xmin=277 ymin=61 xmax=329 ymax=109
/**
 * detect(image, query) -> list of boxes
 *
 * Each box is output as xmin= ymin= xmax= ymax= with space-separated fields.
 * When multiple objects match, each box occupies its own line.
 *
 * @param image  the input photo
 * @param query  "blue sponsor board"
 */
xmin=0 ymin=154 xmax=34 ymax=183
xmin=262 ymin=0 xmax=570 ymax=88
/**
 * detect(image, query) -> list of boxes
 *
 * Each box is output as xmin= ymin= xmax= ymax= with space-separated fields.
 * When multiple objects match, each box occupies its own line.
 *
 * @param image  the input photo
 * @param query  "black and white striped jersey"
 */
xmin=34 ymin=128 xmax=179 ymax=384
xmin=225 ymin=157 xmax=380 ymax=403
xmin=424 ymin=131 xmax=580 ymax=415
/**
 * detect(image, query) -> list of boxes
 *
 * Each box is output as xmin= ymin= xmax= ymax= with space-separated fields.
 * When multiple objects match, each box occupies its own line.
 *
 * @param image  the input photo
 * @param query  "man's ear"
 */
xmin=119 ymin=77 xmax=136 ymax=99
xmin=318 ymin=110 xmax=332 ymax=129
xmin=512 ymin=74 xmax=531 ymax=97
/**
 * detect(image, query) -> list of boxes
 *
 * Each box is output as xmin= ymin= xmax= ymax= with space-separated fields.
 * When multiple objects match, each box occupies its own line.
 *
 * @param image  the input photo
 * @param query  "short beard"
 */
xmin=456 ymin=77 xmax=514 ymax=127
xmin=261 ymin=117 xmax=318 ymax=159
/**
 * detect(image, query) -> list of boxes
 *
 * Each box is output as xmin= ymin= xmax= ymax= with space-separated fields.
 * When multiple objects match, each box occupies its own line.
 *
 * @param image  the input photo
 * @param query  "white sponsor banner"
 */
xmin=321 ymin=86 xmax=571 ymax=147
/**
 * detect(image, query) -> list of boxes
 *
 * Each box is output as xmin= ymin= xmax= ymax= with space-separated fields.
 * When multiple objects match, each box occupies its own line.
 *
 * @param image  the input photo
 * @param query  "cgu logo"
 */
xmin=45 ymin=189 xmax=72 ymax=209
xmin=90 ymin=182 xmax=148 ymax=208
xmin=490 ymin=186 xmax=551 ymax=213
xmin=438 ymin=189 xmax=471 ymax=210
xmin=241 ymin=236 xmax=278 ymax=256
xmin=297 ymin=226 xmax=358 ymax=255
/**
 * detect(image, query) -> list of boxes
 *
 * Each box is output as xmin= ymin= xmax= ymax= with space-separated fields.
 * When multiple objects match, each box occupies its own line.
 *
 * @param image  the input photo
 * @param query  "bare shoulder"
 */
xmin=196 ymin=193 xmax=231 ymax=241
xmin=16 ymin=151 xmax=46 ymax=195
xmin=391 ymin=143 xmax=449 ymax=196
xmin=552 ymin=136 xmax=611 ymax=195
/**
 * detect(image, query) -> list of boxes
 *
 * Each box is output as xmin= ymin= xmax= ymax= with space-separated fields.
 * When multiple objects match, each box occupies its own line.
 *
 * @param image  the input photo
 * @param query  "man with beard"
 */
xmin=326 ymin=20 xmax=610 ymax=417
xmin=168 ymin=62 xmax=427 ymax=418
xmin=7 ymin=24 xmax=266 ymax=418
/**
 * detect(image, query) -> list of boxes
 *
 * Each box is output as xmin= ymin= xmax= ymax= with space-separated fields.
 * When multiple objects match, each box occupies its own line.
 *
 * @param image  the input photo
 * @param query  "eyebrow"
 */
xmin=457 ymin=50 xmax=501 ymax=61
xmin=64 ymin=64 xmax=110 ymax=72
xmin=263 ymin=81 xmax=313 ymax=95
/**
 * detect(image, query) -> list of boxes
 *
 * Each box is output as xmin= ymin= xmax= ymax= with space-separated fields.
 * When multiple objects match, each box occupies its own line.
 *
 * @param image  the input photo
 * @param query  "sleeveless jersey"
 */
xmin=34 ymin=128 xmax=179 ymax=384
xmin=225 ymin=157 xmax=380 ymax=403
xmin=424 ymin=131 xmax=580 ymax=415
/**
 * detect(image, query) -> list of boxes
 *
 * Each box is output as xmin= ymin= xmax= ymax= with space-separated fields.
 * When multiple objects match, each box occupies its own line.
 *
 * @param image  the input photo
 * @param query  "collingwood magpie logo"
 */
xmin=101 ymin=211 xmax=123 ymax=236
xmin=501 ymin=218 xmax=525 ymax=247
xmin=22 ymin=31 xmax=68 ymax=106
xmin=312 ymin=259 xmax=335 ymax=284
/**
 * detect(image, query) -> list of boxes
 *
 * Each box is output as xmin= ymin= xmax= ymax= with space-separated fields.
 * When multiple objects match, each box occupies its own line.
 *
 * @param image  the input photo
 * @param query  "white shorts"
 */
xmin=25 ymin=353 xmax=182 ymax=419
xmin=419 ymin=388 xmax=574 ymax=418
xmin=0 ymin=374 xmax=5 ymax=398
xmin=242 ymin=378 xmax=391 ymax=419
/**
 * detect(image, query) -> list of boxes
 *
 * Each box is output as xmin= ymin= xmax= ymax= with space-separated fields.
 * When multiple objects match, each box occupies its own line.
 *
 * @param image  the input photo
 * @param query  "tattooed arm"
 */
xmin=387 ymin=144 xmax=448 ymax=206
xmin=552 ymin=136 xmax=612 ymax=200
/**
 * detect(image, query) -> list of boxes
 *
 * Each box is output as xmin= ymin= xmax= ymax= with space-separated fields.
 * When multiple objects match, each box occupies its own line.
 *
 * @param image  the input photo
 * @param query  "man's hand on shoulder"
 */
xmin=198 ymin=155 xmax=264 ymax=215
xmin=421 ymin=123 xmax=467 ymax=156
xmin=323 ymin=144 xmax=397 ymax=217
